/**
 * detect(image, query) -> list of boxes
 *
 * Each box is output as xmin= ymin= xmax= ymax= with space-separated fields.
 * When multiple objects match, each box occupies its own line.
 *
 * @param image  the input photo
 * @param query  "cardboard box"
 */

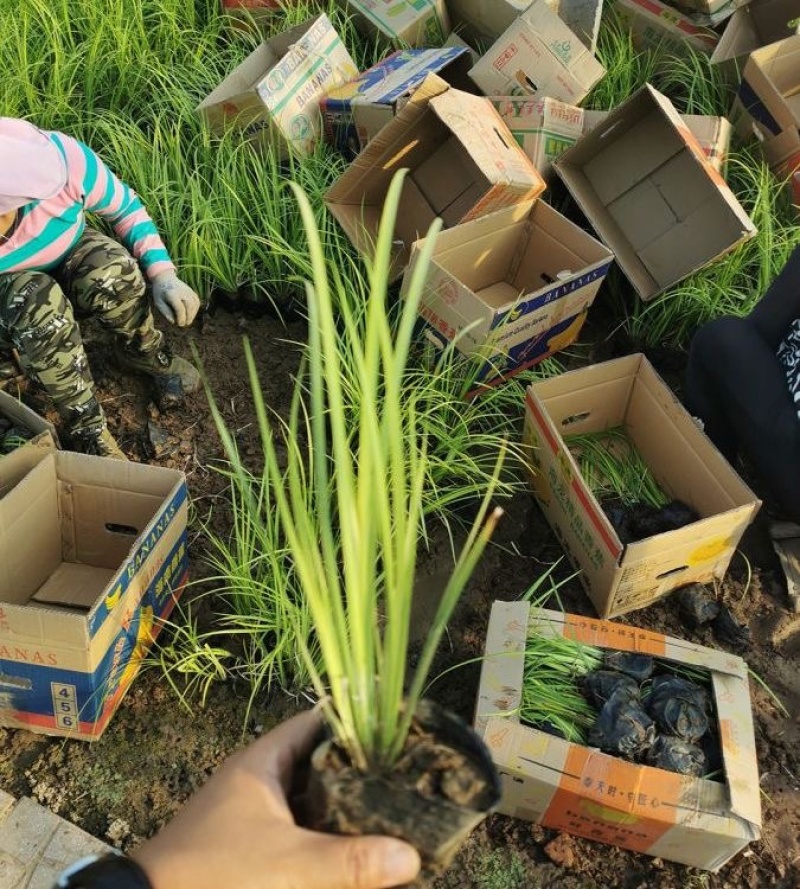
xmin=0 ymin=447 xmax=189 ymax=740
xmin=343 ymin=0 xmax=450 ymax=46
xmin=0 ymin=389 xmax=57 ymax=465
xmin=400 ymin=199 xmax=614 ymax=388
xmin=196 ymin=14 xmax=358 ymax=158
xmin=584 ymin=109 xmax=733 ymax=177
xmin=325 ymin=75 xmax=546 ymax=281
xmin=493 ymin=97 xmax=732 ymax=180
xmin=545 ymin=0 xmax=605 ymax=52
xmin=712 ymin=0 xmax=800 ymax=74
xmin=446 ymin=0 xmax=531 ymax=48
xmin=667 ymin=0 xmax=749 ymax=28
xmin=736 ymin=35 xmax=800 ymax=169
xmin=614 ymin=0 xmax=720 ymax=56
xmin=522 ymin=354 xmax=761 ymax=617
xmin=554 ymin=85 xmax=756 ymax=301
xmin=320 ymin=47 xmax=473 ymax=159
xmin=475 ymin=601 xmax=762 ymax=871
xmin=468 ymin=0 xmax=606 ymax=105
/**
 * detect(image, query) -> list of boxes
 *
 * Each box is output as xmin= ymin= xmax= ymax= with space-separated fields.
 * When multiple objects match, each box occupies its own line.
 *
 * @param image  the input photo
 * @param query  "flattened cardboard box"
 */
xmin=320 ymin=47 xmax=473 ymax=159
xmin=325 ymin=75 xmax=546 ymax=282
xmin=554 ymin=85 xmax=756 ymax=302
xmin=474 ymin=601 xmax=761 ymax=871
xmin=736 ymin=35 xmax=800 ymax=175
xmin=712 ymin=0 xmax=800 ymax=73
xmin=343 ymin=0 xmax=450 ymax=47
xmin=614 ymin=0 xmax=720 ymax=56
xmin=523 ymin=354 xmax=761 ymax=618
xmin=492 ymin=96 xmax=732 ymax=179
xmin=0 ymin=446 xmax=189 ymax=740
xmin=196 ymin=14 xmax=358 ymax=158
xmin=400 ymin=199 xmax=614 ymax=389
xmin=469 ymin=0 xmax=606 ymax=105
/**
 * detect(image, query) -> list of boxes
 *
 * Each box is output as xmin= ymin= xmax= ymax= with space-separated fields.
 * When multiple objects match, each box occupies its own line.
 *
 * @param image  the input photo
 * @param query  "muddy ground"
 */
xmin=0 ymin=300 xmax=798 ymax=889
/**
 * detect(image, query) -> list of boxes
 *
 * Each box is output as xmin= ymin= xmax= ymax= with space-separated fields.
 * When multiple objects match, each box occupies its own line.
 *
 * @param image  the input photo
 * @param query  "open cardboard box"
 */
xmin=492 ymin=96 xmax=732 ymax=180
xmin=343 ymin=0 xmax=450 ymax=46
xmin=523 ymin=354 xmax=761 ymax=618
xmin=614 ymin=0 xmax=720 ymax=56
xmin=712 ymin=0 xmax=800 ymax=77
xmin=554 ymin=85 xmax=756 ymax=301
xmin=320 ymin=47 xmax=473 ymax=159
xmin=325 ymin=75 xmax=545 ymax=281
xmin=196 ymin=14 xmax=358 ymax=158
xmin=400 ymin=198 xmax=613 ymax=389
xmin=474 ymin=601 xmax=762 ymax=871
xmin=0 ymin=445 xmax=189 ymax=739
xmin=736 ymin=34 xmax=800 ymax=176
xmin=468 ymin=0 xmax=606 ymax=105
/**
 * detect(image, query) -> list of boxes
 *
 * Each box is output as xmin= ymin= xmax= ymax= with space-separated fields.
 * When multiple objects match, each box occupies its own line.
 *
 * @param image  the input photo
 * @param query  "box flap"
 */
xmin=0 ymin=431 xmax=57 ymax=499
xmin=31 ymin=563 xmax=115 ymax=611
xmin=474 ymin=599 xmax=528 ymax=734
xmin=428 ymin=89 xmax=546 ymax=193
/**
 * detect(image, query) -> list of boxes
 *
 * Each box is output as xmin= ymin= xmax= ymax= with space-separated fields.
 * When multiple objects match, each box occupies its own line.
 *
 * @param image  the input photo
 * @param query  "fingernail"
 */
xmin=382 ymin=840 xmax=421 ymax=882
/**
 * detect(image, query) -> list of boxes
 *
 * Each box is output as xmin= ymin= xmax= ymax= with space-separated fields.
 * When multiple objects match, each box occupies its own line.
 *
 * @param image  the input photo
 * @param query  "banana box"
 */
xmin=0 ymin=441 xmax=188 ymax=740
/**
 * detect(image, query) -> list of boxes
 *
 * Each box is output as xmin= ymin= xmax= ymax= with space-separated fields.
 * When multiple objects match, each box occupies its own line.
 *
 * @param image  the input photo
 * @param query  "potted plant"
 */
xmin=206 ymin=170 xmax=504 ymax=883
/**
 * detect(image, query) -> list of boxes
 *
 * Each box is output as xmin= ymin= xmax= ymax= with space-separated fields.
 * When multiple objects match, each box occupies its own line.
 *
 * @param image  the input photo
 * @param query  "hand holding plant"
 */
xmin=132 ymin=710 xmax=422 ymax=889
xmin=206 ymin=170 xmax=504 ymax=880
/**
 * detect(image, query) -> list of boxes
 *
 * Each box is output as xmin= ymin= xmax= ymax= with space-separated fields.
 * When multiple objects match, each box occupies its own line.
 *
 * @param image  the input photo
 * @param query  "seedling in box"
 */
xmin=475 ymin=601 xmax=761 ymax=871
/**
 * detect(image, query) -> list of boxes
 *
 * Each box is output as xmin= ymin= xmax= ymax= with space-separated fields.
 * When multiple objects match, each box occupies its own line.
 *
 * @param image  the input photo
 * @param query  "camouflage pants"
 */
xmin=0 ymin=228 xmax=163 ymax=433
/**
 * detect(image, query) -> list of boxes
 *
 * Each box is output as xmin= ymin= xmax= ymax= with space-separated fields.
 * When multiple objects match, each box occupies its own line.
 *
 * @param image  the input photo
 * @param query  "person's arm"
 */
xmin=130 ymin=710 xmax=421 ymax=889
xmin=49 ymin=131 xmax=175 ymax=281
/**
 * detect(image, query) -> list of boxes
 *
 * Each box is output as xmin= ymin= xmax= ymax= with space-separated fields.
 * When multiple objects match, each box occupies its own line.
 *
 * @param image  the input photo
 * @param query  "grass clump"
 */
xmin=205 ymin=172 xmax=505 ymax=769
xmin=521 ymin=629 xmax=602 ymax=744
xmin=565 ymin=427 xmax=667 ymax=508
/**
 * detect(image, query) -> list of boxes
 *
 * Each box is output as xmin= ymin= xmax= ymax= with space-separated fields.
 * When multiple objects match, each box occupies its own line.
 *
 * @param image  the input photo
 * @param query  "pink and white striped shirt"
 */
xmin=0 ymin=129 xmax=175 ymax=281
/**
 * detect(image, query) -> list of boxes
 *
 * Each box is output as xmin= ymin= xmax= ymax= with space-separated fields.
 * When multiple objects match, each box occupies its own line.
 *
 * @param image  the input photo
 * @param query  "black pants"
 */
xmin=685 ymin=245 xmax=800 ymax=521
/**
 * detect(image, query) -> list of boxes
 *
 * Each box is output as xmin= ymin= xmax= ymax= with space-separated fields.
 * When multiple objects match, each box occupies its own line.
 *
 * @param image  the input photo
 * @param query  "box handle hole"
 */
xmin=493 ymin=127 xmax=510 ymax=150
xmin=522 ymin=75 xmax=538 ymax=93
xmin=106 ymin=522 xmax=139 ymax=536
xmin=656 ymin=565 xmax=688 ymax=579
xmin=562 ymin=411 xmax=591 ymax=427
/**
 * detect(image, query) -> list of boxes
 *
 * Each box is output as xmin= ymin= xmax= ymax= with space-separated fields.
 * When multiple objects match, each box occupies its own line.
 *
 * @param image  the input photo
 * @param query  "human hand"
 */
xmin=151 ymin=271 xmax=201 ymax=327
xmin=131 ymin=710 xmax=421 ymax=889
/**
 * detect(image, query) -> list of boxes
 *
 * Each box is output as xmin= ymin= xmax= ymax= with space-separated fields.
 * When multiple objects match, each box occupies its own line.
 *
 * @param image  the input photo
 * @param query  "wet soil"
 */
xmin=1 ymin=303 xmax=798 ymax=889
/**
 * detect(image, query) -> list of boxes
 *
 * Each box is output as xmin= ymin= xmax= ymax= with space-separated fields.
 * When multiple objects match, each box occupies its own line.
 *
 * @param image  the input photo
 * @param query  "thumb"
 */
xmin=308 ymin=834 xmax=421 ymax=889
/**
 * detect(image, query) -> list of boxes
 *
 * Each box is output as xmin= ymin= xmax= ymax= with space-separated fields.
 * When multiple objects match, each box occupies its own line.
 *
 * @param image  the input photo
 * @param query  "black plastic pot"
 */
xmin=302 ymin=700 xmax=502 ymax=886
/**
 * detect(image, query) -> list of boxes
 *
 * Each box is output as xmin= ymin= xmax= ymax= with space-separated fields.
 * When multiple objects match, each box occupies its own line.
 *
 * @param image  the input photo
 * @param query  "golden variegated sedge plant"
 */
xmin=205 ymin=170 xmax=505 ymax=771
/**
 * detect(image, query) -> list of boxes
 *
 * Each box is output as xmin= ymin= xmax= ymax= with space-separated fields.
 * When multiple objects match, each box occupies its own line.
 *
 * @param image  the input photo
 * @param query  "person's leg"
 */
xmin=55 ymin=229 xmax=197 ymax=410
xmin=686 ymin=316 xmax=800 ymax=519
xmin=0 ymin=270 xmax=125 ymax=457
xmin=747 ymin=243 xmax=800 ymax=348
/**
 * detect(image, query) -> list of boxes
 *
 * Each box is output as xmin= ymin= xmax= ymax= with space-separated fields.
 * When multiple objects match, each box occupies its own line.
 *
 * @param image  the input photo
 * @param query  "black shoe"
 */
xmin=119 ymin=348 xmax=200 ymax=412
xmin=69 ymin=425 xmax=127 ymax=460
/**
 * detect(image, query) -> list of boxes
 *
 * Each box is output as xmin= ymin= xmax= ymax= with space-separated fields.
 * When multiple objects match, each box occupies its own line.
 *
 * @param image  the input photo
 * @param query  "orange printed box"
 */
xmin=474 ymin=601 xmax=762 ymax=871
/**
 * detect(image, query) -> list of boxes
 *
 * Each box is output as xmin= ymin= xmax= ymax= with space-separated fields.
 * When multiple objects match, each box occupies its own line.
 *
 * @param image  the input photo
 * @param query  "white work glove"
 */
xmin=151 ymin=271 xmax=201 ymax=327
